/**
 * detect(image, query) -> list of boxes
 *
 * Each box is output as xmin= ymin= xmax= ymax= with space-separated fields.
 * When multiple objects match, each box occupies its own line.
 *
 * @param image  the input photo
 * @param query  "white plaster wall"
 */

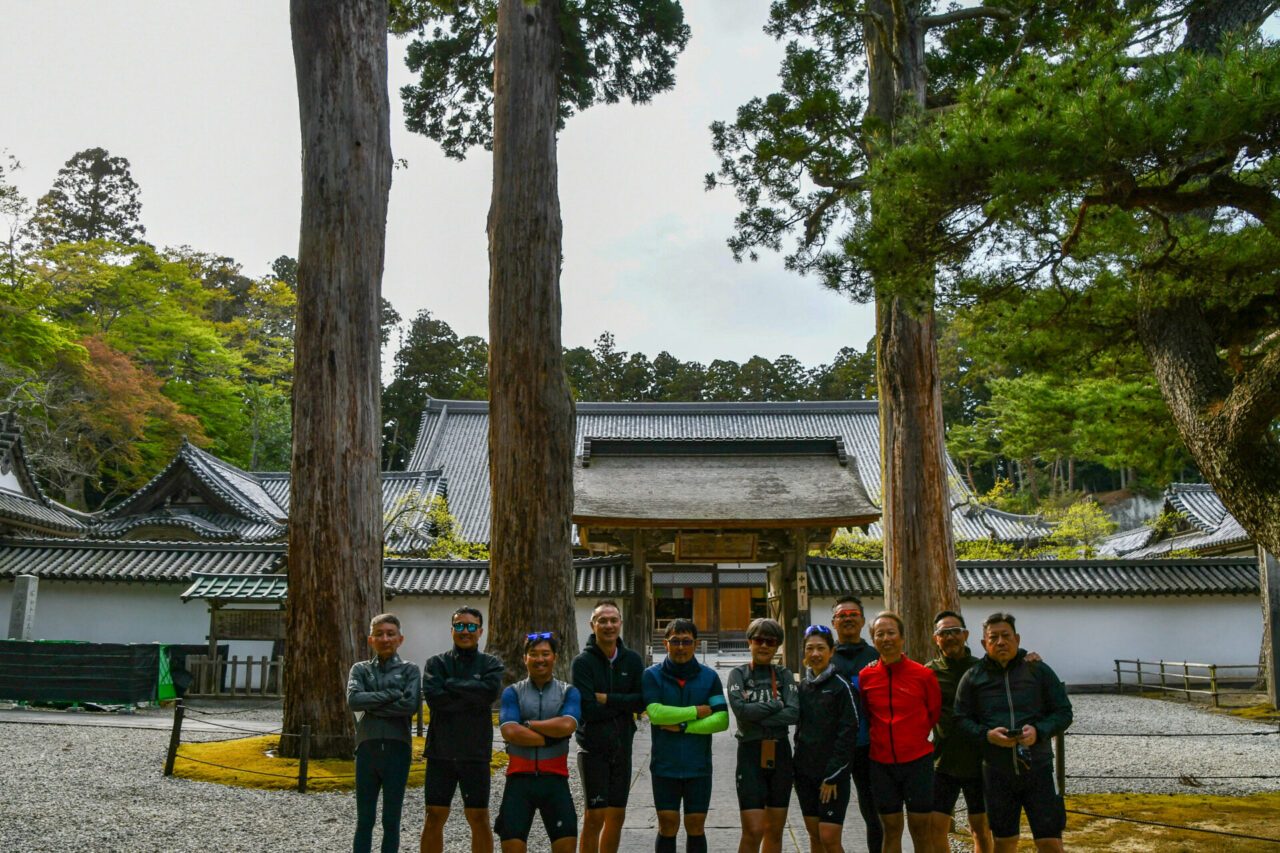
xmin=811 ymin=595 xmax=1263 ymax=686
xmin=348 ymin=596 xmax=625 ymax=669
xmin=0 ymin=578 xmax=275 ymax=687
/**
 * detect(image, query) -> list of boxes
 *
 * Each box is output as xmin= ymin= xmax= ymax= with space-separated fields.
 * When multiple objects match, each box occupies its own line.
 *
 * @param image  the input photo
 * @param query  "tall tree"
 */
xmin=709 ymin=1 xmax=1031 ymax=658
xmin=392 ymin=0 xmax=689 ymax=678
xmin=33 ymin=148 xmax=145 ymax=246
xmin=284 ymin=0 xmax=392 ymax=758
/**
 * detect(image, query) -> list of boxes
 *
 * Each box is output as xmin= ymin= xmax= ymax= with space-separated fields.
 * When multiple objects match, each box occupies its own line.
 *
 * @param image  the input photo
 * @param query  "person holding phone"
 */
xmin=727 ymin=618 xmax=799 ymax=853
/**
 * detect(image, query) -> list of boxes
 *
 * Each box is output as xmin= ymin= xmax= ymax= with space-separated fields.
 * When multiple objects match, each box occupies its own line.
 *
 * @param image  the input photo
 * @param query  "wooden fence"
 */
xmin=1114 ymin=658 xmax=1260 ymax=706
xmin=185 ymin=654 xmax=283 ymax=698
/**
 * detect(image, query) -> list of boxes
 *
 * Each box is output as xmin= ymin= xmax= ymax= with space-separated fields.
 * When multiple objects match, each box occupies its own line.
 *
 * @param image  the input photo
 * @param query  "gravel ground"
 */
xmin=0 ymin=694 xmax=1275 ymax=852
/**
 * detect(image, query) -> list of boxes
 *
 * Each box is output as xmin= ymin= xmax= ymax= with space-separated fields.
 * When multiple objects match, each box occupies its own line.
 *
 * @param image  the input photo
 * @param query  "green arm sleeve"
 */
xmin=684 ymin=709 xmax=729 ymax=735
xmin=645 ymin=703 xmax=697 ymax=726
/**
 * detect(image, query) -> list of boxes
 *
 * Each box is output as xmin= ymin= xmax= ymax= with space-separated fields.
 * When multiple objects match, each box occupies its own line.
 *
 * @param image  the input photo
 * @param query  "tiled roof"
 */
xmin=93 ymin=510 xmax=284 ymax=541
xmin=805 ymin=556 xmax=1259 ymax=597
xmin=1099 ymin=484 xmax=1253 ymax=558
xmin=407 ymin=398 xmax=1048 ymax=544
xmin=0 ymin=413 xmax=89 ymax=536
xmin=102 ymin=441 xmax=285 ymax=524
xmin=0 ymin=538 xmax=286 ymax=582
xmin=181 ymin=573 xmax=288 ymax=601
xmin=384 ymin=554 xmax=635 ymax=597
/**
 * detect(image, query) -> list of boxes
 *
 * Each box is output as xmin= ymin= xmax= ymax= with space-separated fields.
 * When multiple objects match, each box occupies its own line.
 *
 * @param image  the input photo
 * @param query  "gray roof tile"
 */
xmin=0 ymin=538 xmax=285 ymax=582
xmin=804 ymin=555 xmax=1259 ymax=597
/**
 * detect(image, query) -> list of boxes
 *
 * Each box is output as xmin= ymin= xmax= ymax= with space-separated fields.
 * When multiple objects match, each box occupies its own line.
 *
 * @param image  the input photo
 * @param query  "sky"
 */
xmin=0 ymin=1 xmax=877 ymax=373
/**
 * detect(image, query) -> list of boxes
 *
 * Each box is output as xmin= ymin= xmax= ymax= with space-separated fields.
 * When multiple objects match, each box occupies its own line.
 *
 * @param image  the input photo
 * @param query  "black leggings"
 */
xmin=354 ymin=739 xmax=412 ymax=853
xmin=851 ymin=745 xmax=883 ymax=853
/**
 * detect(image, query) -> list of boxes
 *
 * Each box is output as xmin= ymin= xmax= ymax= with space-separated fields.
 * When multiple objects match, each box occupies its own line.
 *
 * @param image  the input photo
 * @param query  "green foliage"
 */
xmin=819 ymin=531 xmax=882 ymax=560
xmin=391 ymin=0 xmax=691 ymax=158
xmin=32 ymin=148 xmax=145 ymax=247
xmin=385 ymin=493 xmax=489 ymax=559
xmin=1146 ymin=508 xmax=1188 ymax=538
xmin=1043 ymin=500 xmax=1116 ymax=558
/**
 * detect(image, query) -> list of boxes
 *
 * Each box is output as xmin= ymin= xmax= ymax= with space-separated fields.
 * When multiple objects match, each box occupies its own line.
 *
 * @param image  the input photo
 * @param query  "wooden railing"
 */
xmin=185 ymin=654 xmax=283 ymax=698
xmin=1114 ymin=659 xmax=1260 ymax=707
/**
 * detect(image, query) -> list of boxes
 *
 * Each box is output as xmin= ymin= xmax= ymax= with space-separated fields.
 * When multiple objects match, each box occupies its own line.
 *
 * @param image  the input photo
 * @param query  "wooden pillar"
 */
xmin=1260 ymin=548 xmax=1280 ymax=709
xmin=792 ymin=530 xmax=811 ymax=668
xmin=711 ymin=564 xmax=722 ymax=643
xmin=629 ymin=530 xmax=652 ymax=666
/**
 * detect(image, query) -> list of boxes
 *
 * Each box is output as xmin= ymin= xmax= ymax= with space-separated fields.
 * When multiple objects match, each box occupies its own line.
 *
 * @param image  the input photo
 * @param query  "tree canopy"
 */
xmin=32 ymin=147 xmax=145 ymax=247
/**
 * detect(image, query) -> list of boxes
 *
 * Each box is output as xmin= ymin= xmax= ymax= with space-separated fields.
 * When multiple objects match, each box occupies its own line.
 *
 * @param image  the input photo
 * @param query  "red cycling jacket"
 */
xmin=858 ymin=655 xmax=942 ymax=765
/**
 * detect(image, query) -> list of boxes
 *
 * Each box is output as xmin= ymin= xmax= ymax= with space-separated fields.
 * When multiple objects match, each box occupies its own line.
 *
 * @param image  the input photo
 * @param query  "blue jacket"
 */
xmin=641 ymin=660 xmax=728 ymax=778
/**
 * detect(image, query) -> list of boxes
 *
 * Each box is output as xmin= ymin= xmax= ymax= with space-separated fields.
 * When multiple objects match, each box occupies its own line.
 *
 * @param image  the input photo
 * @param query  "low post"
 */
xmin=1183 ymin=663 xmax=1191 ymax=701
xmin=164 ymin=700 xmax=185 ymax=776
xmin=1159 ymin=661 xmax=1167 ymax=693
xmin=1209 ymin=665 xmax=1219 ymax=708
xmin=416 ymin=699 xmax=424 ymax=738
xmin=297 ymin=725 xmax=311 ymax=793
xmin=1135 ymin=659 xmax=1143 ymax=692
xmin=1114 ymin=660 xmax=1121 ymax=694
xmin=1054 ymin=732 xmax=1065 ymax=795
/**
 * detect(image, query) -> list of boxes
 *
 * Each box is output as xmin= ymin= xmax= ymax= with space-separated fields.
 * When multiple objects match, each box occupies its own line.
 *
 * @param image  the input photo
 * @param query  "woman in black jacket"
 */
xmin=793 ymin=625 xmax=860 ymax=853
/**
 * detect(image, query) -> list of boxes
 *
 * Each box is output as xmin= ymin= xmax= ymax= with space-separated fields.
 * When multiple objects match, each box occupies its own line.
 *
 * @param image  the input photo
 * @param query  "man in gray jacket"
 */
xmin=347 ymin=613 xmax=422 ymax=853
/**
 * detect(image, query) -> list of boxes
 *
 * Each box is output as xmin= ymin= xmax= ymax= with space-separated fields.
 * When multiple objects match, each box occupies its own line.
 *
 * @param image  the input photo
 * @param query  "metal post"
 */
xmin=1183 ymin=663 xmax=1191 ymax=701
xmin=1114 ymin=660 xmax=1122 ymax=694
xmin=1054 ymin=732 xmax=1065 ymax=795
xmin=1210 ymin=665 xmax=1220 ymax=708
xmin=163 ymin=700 xmax=185 ymax=776
xmin=417 ymin=698 xmax=424 ymax=738
xmin=297 ymin=725 xmax=311 ymax=793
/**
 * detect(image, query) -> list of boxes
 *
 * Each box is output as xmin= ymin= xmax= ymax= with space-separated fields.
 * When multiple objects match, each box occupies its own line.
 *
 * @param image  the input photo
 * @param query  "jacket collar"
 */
xmin=805 ymin=665 xmax=836 ymax=685
xmin=981 ymin=648 xmax=1027 ymax=672
xmin=932 ymin=648 xmax=978 ymax=670
xmin=586 ymin=633 xmax=626 ymax=660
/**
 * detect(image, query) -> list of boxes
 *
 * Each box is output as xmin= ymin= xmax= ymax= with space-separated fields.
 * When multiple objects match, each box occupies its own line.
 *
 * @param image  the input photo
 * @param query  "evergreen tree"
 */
xmin=33 ymin=148 xmax=145 ymax=246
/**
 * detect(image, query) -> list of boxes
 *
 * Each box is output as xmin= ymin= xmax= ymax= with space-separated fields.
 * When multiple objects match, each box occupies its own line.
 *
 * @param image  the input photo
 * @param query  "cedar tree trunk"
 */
xmin=866 ymin=0 xmax=959 ymax=661
xmin=486 ymin=0 xmax=579 ymax=683
xmin=283 ymin=0 xmax=391 ymax=758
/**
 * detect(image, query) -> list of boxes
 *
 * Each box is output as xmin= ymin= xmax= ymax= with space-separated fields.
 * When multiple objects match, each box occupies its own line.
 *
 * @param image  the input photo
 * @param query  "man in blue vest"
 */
xmin=495 ymin=632 xmax=583 ymax=853
xmin=642 ymin=618 xmax=729 ymax=853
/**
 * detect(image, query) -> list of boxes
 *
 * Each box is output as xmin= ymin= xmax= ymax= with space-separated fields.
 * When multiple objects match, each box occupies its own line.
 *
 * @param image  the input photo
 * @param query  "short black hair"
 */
xmin=369 ymin=613 xmax=401 ymax=634
xmin=523 ymin=633 xmax=560 ymax=655
xmin=591 ymin=600 xmax=621 ymax=620
xmin=933 ymin=610 xmax=965 ymax=629
xmin=803 ymin=625 xmax=835 ymax=649
xmin=871 ymin=610 xmax=904 ymax=636
xmin=983 ymin=612 xmax=1017 ymax=633
xmin=665 ymin=618 xmax=698 ymax=640
xmin=833 ymin=595 xmax=863 ymax=613
xmin=745 ymin=617 xmax=784 ymax=642
xmin=452 ymin=606 xmax=483 ymax=627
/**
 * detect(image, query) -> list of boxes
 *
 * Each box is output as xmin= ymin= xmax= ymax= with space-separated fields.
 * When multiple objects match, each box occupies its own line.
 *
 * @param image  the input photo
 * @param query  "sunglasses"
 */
xmin=805 ymin=625 xmax=833 ymax=637
xmin=666 ymin=637 xmax=696 ymax=647
xmin=832 ymin=610 xmax=862 ymax=619
xmin=935 ymin=627 xmax=965 ymax=637
xmin=525 ymin=631 xmax=553 ymax=641
xmin=452 ymin=622 xmax=480 ymax=633
xmin=749 ymin=636 xmax=780 ymax=647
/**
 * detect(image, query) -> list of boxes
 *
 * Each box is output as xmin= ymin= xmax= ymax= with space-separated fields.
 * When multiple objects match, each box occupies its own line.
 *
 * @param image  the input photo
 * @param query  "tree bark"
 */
xmin=283 ymin=0 xmax=391 ymax=759
xmin=486 ymin=0 xmax=578 ymax=683
xmin=866 ymin=0 xmax=959 ymax=662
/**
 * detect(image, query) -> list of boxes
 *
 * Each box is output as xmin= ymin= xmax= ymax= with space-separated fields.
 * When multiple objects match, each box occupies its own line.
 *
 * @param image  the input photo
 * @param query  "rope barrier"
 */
xmin=172 ymin=753 xmax=305 ymax=780
xmin=181 ymin=700 xmax=284 ymax=717
xmin=1067 ymin=730 xmax=1279 ymax=737
xmin=1066 ymin=808 xmax=1280 ymax=844
xmin=182 ymin=717 xmax=282 ymax=736
xmin=1068 ymin=774 xmax=1280 ymax=780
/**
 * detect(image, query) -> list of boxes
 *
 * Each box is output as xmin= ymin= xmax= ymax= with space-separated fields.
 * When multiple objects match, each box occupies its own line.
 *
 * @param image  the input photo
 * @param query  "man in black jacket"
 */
xmin=420 ymin=606 xmax=505 ymax=853
xmin=955 ymin=612 xmax=1072 ymax=853
xmin=826 ymin=595 xmax=881 ymax=853
xmin=571 ymin=600 xmax=646 ymax=853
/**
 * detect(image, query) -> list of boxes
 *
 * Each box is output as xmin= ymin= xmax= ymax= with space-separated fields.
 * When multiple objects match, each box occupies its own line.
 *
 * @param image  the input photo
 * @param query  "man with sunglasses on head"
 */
xmin=642 ymin=618 xmax=729 ymax=853
xmin=496 ymin=632 xmax=582 ymax=853
xmin=925 ymin=611 xmax=992 ymax=853
xmin=727 ymin=617 xmax=799 ymax=853
xmin=421 ymin=606 xmax=506 ymax=853
xmin=827 ymin=595 xmax=881 ymax=853
xmin=572 ymin=599 xmax=646 ymax=853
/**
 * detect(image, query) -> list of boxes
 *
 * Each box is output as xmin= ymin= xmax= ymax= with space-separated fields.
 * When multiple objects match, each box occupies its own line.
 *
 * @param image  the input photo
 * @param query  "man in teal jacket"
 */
xmin=641 ymin=619 xmax=729 ymax=853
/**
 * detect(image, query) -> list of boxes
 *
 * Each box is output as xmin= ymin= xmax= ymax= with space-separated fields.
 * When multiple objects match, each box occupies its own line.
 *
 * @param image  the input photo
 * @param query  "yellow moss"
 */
xmin=173 ymin=735 xmax=508 ymax=792
xmin=1044 ymin=793 xmax=1280 ymax=852
xmin=1227 ymin=702 xmax=1278 ymax=722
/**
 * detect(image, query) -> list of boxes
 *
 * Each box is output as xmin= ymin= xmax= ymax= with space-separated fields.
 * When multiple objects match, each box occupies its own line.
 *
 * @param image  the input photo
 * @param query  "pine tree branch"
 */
xmin=921 ymin=6 xmax=1014 ymax=30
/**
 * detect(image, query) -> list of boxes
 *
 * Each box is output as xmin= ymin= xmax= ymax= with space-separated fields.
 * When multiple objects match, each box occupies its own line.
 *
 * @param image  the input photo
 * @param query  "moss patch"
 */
xmin=1226 ymin=702 xmax=1279 ymax=723
xmin=173 ymin=736 xmax=508 ymax=792
xmin=1051 ymin=793 xmax=1280 ymax=851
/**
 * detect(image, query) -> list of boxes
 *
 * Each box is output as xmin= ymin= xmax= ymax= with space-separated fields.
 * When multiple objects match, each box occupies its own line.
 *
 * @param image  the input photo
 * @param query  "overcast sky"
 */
xmin=2 ymin=1 xmax=876 ymax=371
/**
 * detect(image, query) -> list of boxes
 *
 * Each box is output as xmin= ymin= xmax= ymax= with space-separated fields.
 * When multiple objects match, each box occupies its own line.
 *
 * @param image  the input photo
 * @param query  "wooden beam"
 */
xmin=629 ymin=530 xmax=652 ymax=667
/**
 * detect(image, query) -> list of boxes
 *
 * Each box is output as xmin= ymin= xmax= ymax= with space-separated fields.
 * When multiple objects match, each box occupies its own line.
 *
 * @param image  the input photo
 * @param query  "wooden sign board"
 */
xmin=212 ymin=608 xmax=286 ymax=641
xmin=675 ymin=532 xmax=757 ymax=562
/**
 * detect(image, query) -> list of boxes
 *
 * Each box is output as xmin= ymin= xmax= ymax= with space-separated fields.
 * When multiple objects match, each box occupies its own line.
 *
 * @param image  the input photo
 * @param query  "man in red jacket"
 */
xmin=859 ymin=611 xmax=942 ymax=853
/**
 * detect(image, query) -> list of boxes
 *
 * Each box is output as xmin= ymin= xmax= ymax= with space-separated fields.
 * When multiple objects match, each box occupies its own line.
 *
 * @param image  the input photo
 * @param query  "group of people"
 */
xmin=345 ymin=596 xmax=1073 ymax=853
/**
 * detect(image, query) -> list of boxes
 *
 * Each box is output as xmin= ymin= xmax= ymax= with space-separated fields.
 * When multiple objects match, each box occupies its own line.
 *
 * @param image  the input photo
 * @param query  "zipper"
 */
xmin=1002 ymin=668 xmax=1017 ymax=774
xmin=886 ymin=663 xmax=898 ymax=763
